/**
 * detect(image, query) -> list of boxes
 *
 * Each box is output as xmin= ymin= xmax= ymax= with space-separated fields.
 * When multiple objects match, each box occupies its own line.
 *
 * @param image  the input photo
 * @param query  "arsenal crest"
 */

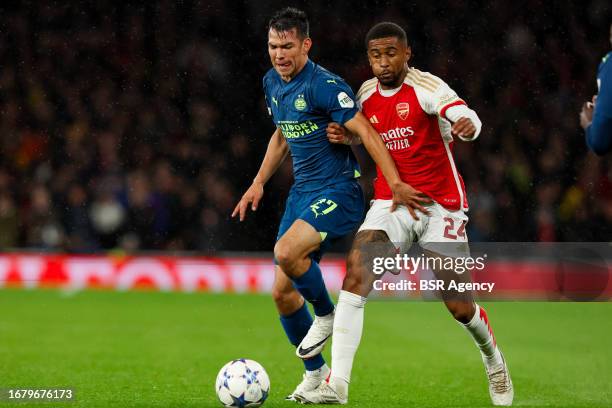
xmin=396 ymin=102 xmax=410 ymax=120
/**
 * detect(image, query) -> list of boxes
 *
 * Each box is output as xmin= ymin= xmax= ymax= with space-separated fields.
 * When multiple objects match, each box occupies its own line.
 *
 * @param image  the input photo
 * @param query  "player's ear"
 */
xmin=302 ymin=37 xmax=312 ymax=54
xmin=406 ymin=46 xmax=412 ymax=64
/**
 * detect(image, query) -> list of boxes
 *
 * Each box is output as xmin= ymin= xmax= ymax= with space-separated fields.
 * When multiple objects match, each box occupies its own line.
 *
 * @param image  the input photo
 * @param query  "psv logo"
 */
xmin=396 ymin=102 xmax=410 ymax=120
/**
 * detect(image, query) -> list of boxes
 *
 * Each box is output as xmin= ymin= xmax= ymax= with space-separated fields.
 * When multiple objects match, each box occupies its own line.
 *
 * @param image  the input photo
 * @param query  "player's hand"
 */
xmin=451 ymin=117 xmax=477 ymax=139
xmin=327 ymin=122 xmax=351 ymax=144
xmin=389 ymin=182 xmax=433 ymax=220
xmin=580 ymin=95 xmax=597 ymax=129
xmin=231 ymin=181 xmax=264 ymax=221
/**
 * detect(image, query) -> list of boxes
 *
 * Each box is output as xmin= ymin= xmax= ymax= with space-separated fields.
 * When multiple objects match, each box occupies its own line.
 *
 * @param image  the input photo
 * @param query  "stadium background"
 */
xmin=1 ymin=3 xmax=612 ymax=407
xmin=0 ymin=0 xmax=610 ymax=255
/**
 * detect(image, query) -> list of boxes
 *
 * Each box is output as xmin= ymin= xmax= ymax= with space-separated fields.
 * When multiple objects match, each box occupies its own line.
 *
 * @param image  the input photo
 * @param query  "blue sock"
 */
xmin=279 ymin=303 xmax=325 ymax=371
xmin=291 ymin=260 xmax=335 ymax=317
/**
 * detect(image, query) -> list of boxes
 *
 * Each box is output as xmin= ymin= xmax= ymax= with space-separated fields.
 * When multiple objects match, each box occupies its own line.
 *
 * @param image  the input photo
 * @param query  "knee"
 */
xmin=448 ymin=302 xmax=476 ymax=324
xmin=274 ymin=241 xmax=295 ymax=270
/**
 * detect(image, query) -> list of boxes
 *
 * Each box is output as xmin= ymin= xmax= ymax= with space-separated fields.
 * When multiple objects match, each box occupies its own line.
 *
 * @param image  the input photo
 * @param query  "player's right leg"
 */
xmin=296 ymin=200 xmax=415 ymax=404
xmin=328 ymin=229 xmax=396 ymax=399
xmin=273 ymin=265 xmax=331 ymax=400
xmin=293 ymin=231 xmax=385 ymax=405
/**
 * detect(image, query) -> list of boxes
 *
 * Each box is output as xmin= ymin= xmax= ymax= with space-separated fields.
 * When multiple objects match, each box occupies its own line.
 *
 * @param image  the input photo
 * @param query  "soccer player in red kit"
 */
xmin=296 ymin=22 xmax=513 ymax=406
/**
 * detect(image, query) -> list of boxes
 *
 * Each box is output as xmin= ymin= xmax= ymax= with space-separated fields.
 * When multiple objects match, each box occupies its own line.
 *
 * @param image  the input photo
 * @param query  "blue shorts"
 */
xmin=276 ymin=180 xmax=365 ymax=263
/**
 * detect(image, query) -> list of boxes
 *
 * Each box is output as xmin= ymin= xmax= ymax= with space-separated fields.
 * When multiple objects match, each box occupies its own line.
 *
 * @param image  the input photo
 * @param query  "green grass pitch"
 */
xmin=0 ymin=289 xmax=611 ymax=407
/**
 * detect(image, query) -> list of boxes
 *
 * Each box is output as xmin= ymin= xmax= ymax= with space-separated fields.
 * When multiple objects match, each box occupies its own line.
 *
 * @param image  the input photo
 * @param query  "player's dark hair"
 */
xmin=365 ymin=22 xmax=409 ymax=49
xmin=268 ymin=7 xmax=310 ymax=39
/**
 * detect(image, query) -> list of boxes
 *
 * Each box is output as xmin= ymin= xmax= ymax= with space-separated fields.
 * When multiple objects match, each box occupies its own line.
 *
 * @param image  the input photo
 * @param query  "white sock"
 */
xmin=330 ymin=290 xmax=367 ymax=396
xmin=461 ymin=304 xmax=502 ymax=367
xmin=306 ymin=363 xmax=330 ymax=377
xmin=316 ymin=310 xmax=335 ymax=322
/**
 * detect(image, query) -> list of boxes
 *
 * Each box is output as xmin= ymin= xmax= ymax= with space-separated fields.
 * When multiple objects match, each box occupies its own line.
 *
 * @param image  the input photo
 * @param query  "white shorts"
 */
xmin=358 ymin=199 xmax=470 ymax=256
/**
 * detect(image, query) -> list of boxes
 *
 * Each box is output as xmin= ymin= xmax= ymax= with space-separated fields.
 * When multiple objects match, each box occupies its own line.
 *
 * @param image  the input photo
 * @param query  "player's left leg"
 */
xmin=421 ymin=204 xmax=513 ymax=406
xmin=458 ymin=303 xmax=513 ymax=406
xmin=431 ymin=262 xmax=513 ymax=406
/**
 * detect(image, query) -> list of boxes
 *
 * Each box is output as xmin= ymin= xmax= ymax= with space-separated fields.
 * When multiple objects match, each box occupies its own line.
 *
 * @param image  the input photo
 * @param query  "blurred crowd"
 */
xmin=0 ymin=0 xmax=609 ymax=253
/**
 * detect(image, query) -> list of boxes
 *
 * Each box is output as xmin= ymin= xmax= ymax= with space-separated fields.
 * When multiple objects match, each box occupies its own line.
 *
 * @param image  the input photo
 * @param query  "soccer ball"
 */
xmin=215 ymin=359 xmax=270 ymax=407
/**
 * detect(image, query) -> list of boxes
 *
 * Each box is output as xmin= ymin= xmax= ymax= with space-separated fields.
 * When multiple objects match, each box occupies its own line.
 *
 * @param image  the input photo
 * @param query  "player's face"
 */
xmin=268 ymin=28 xmax=312 ymax=81
xmin=367 ymin=37 xmax=411 ymax=88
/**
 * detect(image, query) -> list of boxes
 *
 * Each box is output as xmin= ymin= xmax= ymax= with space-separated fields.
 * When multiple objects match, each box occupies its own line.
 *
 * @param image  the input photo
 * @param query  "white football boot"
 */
xmin=486 ymin=352 xmax=514 ymax=406
xmin=286 ymin=365 xmax=330 ymax=402
xmin=296 ymin=311 xmax=335 ymax=359
xmin=294 ymin=378 xmax=348 ymax=405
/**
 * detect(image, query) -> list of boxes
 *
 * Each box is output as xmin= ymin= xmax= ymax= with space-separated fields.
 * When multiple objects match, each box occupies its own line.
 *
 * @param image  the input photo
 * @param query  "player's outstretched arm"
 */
xmin=344 ymin=112 xmax=432 ymax=219
xmin=231 ymin=128 xmax=289 ymax=221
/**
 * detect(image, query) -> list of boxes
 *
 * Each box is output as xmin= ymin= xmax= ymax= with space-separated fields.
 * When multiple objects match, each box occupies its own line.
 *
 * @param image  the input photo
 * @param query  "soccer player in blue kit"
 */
xmin=232 ymin=7 xmax=425 ymax=401
xmin=580 ymin=22 xmax=612 ymax=155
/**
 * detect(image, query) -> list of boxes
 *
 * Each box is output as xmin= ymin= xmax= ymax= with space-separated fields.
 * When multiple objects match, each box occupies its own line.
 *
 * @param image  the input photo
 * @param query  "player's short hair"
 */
xmin=268 ymin=7 xmax=309 ymax=39
xmin=365 ymin=22 xmax=409 ymax=49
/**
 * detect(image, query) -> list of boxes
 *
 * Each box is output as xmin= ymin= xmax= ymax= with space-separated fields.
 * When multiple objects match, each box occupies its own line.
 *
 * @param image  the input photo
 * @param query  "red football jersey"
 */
xmin=357 ymin=68 xmax=469 ymax=211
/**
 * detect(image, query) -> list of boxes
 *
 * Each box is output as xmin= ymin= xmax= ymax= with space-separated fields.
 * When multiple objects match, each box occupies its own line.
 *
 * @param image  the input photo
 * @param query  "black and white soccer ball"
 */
xmin=215 ymin=359 xmax=270 ymax=407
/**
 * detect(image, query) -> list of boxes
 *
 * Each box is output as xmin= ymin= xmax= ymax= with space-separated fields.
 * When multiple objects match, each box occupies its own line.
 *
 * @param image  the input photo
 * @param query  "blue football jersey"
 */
xmin=263 ymin=60 xmax=361 ymax=191
xmin=587 ymin=51 xmax=612 ymax=155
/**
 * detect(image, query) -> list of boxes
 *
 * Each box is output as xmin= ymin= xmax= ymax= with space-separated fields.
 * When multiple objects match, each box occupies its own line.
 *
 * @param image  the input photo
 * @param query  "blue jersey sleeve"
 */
xmin=586 ymin=53 xmax=612 ymax=155
xmin=262 ymin=74 xmax=275 ymax=122
xmin=310 ymin=74 xmax=358 ymax=125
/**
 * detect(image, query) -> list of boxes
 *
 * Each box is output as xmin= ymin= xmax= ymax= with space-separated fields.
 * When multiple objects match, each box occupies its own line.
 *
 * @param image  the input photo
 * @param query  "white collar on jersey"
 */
xmin=377 ymin=81 xmax=403 ymax=97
